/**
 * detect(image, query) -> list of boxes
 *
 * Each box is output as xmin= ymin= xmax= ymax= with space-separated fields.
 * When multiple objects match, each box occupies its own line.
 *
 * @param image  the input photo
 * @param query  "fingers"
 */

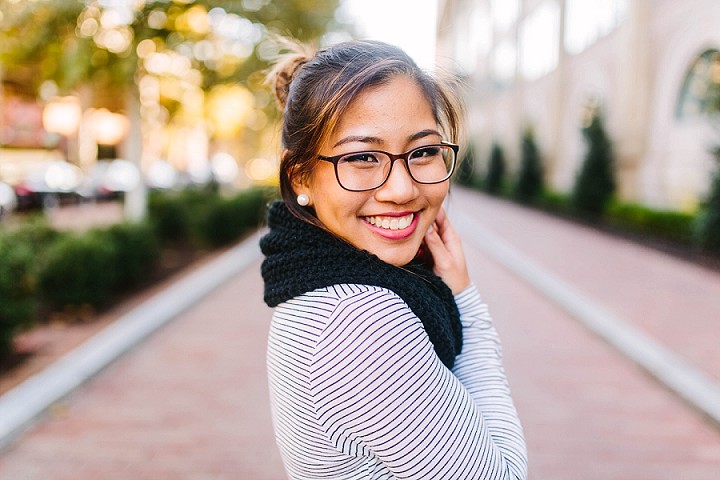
xmin=432 ymin=207 xmax=462 ymax=254
xmin=423 ymin=221 xmax=446 ymax=260
xmin=434 ymin=207 xmax=450 ymax=236
xmin=423 ymin=207 xmax=471 ymax=294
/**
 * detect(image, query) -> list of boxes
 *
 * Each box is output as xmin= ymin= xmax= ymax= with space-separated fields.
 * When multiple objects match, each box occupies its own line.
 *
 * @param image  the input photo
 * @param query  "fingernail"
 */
xmin=427 ymin=225 xmax=433 ymax=234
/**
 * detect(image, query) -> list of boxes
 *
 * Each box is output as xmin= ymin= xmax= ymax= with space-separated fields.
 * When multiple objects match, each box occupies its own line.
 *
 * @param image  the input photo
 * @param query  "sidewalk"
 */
xmin=0 ymin=242 xmax=285 ymax=479
xmin=449 ymin=189 xmax=720 ymax=478
xmin=0 ymin=189 xmax=718 ymax=479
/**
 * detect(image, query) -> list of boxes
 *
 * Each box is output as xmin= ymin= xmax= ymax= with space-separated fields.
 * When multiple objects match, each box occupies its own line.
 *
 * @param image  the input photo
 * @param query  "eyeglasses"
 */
xmin=318 ymin=142 xmax=459 ymax=192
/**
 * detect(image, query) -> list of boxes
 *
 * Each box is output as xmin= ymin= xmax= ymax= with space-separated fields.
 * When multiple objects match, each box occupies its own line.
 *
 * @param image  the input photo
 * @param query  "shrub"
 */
xmin=695 ymin=156 xmax=720 ymax=253
xmin=513 ymin=126 xmax=544 ymax=203
xmin=607 ymin=202 xmax=695 ymax=246
xmin=37 ymin=233 xmax=117 ymax=309
xmin=192 ymin=187 xmax=270 ymax=247
xmin=1 ymin=215 xmax=61 ymax=255
xmin=0 ymin=186 xmax=273 ymax=354
xmin=191 ymin=195 xmax=231 ymax=247
xmin=571 ymin=110 xmax=616 ymax=216
xmin=0 ymin=237 xmax=37 ymax=357
xmin=454 ymin=143 xmax=477 ymax=187
xmin=147 ymin=190 xmax=193 ymax=243
xmin=539 ymin=190 xmax=573 ymax=214
xmin=93 ymin=222 xmax=160 ymax=291
xmin=233 ymin=187 xmax=272 ymax=228
xmin=485 ymin=143 xmax=506 ymax=195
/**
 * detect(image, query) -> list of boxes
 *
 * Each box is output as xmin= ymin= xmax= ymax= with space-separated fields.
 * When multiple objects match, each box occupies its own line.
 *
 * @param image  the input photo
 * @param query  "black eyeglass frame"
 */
xmin=317 ymin=141 xmax=460 ymax=192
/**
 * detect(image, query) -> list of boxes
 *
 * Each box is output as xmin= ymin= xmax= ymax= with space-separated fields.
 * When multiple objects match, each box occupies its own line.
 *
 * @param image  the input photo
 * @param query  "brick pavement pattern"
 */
xmin=451 ymin=188 xmax=720 ymax=384
xmin=0 ymin=189 xmax=718 ymax=479
xmin=452 ymin=189 xmax=720 ymax=479
xmin=0 ymin=260 xmax=285 ymax=480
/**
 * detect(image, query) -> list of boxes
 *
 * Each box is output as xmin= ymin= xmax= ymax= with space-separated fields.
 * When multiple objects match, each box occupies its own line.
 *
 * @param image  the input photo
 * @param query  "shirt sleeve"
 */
xmin=309 ymin=286 xmax=528 ymax=479
xmin=452 ymin=284 xmax=528 ymax=478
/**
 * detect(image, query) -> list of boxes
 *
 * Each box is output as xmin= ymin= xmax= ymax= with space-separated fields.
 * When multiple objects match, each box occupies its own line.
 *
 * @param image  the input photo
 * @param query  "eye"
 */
xmin=340 ymin=152 xmax=380 ymax=164
xmin=410 ymin=146 xmax=441 ymax=158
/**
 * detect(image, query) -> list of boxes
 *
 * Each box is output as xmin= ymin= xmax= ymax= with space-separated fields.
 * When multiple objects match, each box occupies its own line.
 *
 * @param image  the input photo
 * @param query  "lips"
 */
xmin=363 ymin=212 xmax=414 ymax=231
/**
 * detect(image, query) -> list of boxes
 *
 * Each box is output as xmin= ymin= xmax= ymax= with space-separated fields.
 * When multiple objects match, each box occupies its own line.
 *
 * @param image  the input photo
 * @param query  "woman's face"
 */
xmin=296 ymin=75 xmax=450 ymax=266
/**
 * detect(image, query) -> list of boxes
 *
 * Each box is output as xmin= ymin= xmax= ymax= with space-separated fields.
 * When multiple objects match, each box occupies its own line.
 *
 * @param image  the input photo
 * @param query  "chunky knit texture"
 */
xmin=260 ymin=201 xmax=462 ymax=368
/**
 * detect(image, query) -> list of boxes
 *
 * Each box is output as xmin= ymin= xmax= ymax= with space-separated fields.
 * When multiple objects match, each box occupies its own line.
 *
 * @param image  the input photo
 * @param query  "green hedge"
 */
xmin=147 ymin=189 xmax=201 ymax=243
xmin=606 ymin=202 xmax=695 ymax=245
xmin=37 ymin=222 xmax=162 ymax=309
xmin=92 ymin=222 xmax=160 ymax=291
xmin=0 ymin=186 xmax=272 ymax=358
xmin=37 ymin=232 xmax=118 ymax=309
xmin=0 ymin=237 xmax=37 ymax=357
xmin=193 ymin=187 xmax=269 ymax=247
xmin=0 ymin=218 xmax=62 ymax=357
xmin=149 ymin=186 xmax=271 ymax=247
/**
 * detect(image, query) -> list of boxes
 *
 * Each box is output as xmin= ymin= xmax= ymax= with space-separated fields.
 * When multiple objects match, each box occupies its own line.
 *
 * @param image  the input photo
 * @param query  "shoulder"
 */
xmin=279 ymin=284 xmax=406 ymax=314
xmin=275 ymin=283 xmax=420 ymax=339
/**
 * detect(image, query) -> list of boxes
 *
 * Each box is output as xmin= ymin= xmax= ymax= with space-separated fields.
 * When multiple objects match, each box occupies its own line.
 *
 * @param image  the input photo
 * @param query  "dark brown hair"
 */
xmin=267 ymin=38 xmax=464 ymax=223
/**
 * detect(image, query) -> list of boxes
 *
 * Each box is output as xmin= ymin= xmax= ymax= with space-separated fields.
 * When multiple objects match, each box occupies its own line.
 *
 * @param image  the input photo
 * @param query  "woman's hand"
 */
xmin=423 ymin=207 xmax=471 ymax=295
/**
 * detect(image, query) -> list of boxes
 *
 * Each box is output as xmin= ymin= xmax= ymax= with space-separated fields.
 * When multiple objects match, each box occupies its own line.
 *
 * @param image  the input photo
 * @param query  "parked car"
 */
xmin=76 ymin=159 xmax=141 ymax=201
xmin=13 ymin=160 xmax=83 ymax=210
xmin=0 ymin=181 xmax=17 ymax=219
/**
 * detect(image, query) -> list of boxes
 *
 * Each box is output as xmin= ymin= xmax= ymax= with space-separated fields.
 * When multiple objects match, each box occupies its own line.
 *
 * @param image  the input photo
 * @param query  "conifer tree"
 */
xmin=513 ymin=126 xmax=544 ymax=203
xmin=695 ymin=143 xmax=720 ymax=252
xmin=571 ymin=110 xmax=616 ymax=216
xmin=485 ymin=143 xmax=506 ymax=195
xmin=454 ymin=142 xmax=477 ymax=186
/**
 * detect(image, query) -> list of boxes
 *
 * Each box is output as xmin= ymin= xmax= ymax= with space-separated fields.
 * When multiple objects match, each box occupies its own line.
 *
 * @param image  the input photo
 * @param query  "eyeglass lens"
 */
xmin=336 ymin=145 xmax=455 ymax=191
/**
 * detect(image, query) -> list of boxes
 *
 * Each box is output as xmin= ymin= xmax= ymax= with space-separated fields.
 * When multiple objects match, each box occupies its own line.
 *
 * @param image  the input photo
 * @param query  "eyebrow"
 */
xmin=332 ymin=129 xmax=443 ymax=148
xmin=332 ymin=135 xmax=383 ymax=148
xmin=409 ymin=129 xmax=443 ymax=142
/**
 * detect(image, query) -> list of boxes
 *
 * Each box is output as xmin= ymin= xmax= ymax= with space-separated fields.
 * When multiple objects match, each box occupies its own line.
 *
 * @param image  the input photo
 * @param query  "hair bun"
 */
xmin=266 ymin=37 xmax=316 ymax=110
xmin=273 ymin=55 xmax=308 ymax=109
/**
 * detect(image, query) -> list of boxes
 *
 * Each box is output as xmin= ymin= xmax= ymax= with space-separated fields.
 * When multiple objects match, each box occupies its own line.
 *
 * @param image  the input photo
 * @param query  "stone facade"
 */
xmin=437 ymin=0 xmax=720 ymax=211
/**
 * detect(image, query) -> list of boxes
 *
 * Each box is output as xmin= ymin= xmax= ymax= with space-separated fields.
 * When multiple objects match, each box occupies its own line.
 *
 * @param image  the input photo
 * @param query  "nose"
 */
xmin=374 ymin=159 xmax=418 ymax=204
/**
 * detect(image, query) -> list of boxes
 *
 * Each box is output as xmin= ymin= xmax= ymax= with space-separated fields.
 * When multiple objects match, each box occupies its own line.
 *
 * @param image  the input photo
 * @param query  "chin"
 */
xmin=375 ymin=246 xmax=420 ymax=267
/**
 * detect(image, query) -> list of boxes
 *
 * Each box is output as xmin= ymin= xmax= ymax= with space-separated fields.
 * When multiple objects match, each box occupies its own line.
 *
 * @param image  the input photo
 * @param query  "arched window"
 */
xmin=676 ymin=49 xmax=720 ymax=119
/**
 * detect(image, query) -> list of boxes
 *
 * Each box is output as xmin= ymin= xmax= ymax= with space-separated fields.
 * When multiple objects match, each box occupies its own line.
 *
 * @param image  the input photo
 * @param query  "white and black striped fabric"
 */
xmin=266 ymin=283 xmax=528 ymax=479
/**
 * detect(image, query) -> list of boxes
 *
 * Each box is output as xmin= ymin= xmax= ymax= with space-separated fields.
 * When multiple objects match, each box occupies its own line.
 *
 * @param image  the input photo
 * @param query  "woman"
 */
xmin=260 ymin=39 xmax=527 ymax=479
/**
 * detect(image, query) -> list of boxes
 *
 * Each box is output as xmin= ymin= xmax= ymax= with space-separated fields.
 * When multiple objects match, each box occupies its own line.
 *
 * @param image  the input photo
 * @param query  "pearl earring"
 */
xmin=297 ymin=193 xmax=310 ymax=206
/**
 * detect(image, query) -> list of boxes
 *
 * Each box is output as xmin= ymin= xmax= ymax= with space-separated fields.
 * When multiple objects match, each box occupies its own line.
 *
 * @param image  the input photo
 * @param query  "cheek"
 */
xmin=427 ymin=184 xmax=450 ymax=208
xmin=311 ymin=188 xmax=367 ymax=233
xmin=422 ymin=186 xmax=449 ymax=223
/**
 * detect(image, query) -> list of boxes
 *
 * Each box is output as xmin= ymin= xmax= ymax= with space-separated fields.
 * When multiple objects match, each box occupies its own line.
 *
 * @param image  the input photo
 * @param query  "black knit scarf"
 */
xmin=260 ymin=201 xmax=462 ymax=368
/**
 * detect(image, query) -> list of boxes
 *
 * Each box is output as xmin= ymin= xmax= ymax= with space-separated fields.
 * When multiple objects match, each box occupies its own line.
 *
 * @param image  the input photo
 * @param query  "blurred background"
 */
xmin=0 ymin=0 xmax=351 ymax=222
xmin=2 ymin=0 xmax=719 ymax=244
xmin=436 ymin=0 xmax=720 ymax=216
xmin=0 ymin=0 xmax=442 ymax=221
xmin=1 ymin=1 xmax=720 ymax=478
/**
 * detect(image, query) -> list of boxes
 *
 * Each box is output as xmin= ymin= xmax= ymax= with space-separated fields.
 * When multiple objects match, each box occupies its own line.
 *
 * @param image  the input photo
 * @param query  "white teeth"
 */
xmin=364 ymin=213 xmax=414 ymax=231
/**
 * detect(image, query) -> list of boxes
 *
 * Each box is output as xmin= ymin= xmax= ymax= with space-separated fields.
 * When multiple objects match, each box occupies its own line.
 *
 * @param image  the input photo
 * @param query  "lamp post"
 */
xmin=42 ymin=96 xmax=82 ymax=164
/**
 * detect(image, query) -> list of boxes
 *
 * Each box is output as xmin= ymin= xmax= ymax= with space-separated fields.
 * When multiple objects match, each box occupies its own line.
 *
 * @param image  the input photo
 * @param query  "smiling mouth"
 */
xmin=363 ymin=213 xmax=415 ymax=231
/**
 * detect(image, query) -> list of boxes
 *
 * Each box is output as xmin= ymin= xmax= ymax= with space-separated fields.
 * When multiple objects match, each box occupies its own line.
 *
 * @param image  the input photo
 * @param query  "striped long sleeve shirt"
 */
xmin=266 ymin=283 xmax=528 ymax=479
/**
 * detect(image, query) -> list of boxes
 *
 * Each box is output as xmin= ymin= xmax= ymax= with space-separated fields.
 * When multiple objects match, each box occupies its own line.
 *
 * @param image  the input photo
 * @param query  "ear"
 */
xmin=285 ymin=149 xmax=313 ymax=205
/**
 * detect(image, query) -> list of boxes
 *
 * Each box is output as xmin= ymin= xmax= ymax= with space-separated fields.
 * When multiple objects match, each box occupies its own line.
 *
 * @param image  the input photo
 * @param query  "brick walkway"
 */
xmin=0 ymin=189 xmax=718 ymax=479
xmin=0 ymin=260 xmax=285 ymax=480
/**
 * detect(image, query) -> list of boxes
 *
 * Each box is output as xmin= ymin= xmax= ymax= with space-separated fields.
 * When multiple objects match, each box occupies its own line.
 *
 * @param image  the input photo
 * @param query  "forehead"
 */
xmin=327 ymin=76 xmax=437 ymax=147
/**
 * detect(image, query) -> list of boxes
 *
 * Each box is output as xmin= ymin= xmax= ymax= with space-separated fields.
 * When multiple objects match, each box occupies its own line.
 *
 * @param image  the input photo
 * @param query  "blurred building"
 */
xmin=437 ymin=0 xmax=720 ymax=211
